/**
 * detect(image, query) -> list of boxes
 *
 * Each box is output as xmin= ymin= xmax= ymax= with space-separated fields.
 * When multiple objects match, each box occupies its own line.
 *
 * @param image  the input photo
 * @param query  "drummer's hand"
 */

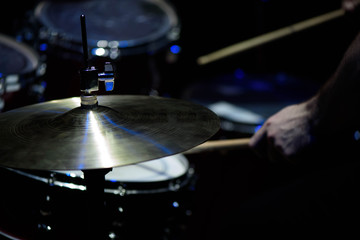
xmin=249 ymin=101 xmax=315 ymax=164
xmin=342 ymin=0 xmax=360 ymax=11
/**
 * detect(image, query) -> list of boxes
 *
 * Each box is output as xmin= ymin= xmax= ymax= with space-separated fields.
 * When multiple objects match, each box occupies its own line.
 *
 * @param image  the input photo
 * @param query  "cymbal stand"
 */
xmin=79 ymin=14 xmax=115 ymax=239
xmin=79 ymin=14 xmax=114 ymax=109
xmin=82 ymin=168 xmax=112 ymax=239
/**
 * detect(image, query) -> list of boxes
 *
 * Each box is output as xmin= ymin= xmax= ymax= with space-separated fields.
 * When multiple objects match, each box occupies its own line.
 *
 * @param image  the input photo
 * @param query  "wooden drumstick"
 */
xmin=185 ymin=138 xmax=251 ymax=154
xmin=197 ymin=8 xmax=345 ymax=65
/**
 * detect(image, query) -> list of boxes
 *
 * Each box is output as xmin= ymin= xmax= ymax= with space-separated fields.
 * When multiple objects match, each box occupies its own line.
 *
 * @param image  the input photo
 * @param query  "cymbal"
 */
xmin=0 ymin=95 xmax=219 ymax=170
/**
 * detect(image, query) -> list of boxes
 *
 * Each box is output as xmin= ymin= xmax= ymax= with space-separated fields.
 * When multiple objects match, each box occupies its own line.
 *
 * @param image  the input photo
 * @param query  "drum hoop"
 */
xmin=34 ymin=0 xmax=179 ymax=55
xmin=0 ymin=34 xmax=39 ymax=75
xmin=4 ymin=155 xmax=193 ymax=196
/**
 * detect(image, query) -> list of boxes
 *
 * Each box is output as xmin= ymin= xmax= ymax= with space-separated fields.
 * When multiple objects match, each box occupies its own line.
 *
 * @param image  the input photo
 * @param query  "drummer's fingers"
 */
xmin=266 ymin=140 xmax=288 ymax=164
xmin=250 ymin=123 xmax=290 ymax=164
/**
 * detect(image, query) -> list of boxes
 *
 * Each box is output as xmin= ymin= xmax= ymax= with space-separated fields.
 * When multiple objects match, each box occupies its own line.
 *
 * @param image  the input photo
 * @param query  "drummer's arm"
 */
xmin=313 ymin=31 xmax=360 ymax=135
xmin=309 ymin=0 xmax=360 ymax=131
xmin=304 ymin=0 xmax=360 ymax=134
xmin=249 ymin=30 xmax=360 ymax=163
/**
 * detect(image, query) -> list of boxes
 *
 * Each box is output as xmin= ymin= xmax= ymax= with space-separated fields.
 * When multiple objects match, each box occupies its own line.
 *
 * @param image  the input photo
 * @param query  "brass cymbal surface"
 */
xmin=0 ymin=95 xmax=219 ymax=170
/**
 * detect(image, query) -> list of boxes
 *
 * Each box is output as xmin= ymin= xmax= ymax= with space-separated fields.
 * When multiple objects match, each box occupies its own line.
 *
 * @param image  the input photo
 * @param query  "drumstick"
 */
xmin=197 ymin=8 xmax=345 ymax=65
xmin=185 ymin=138 xmax=251 ymax=155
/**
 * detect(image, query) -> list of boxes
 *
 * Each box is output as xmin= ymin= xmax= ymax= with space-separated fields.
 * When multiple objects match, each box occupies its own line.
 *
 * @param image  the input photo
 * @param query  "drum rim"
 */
xmin=34 ymin=0 xmax=179 ymax=51
xmin=0 ymin=34 xmax=39 ymax=75
xmin=4 ymin=154 xmax=192 ymax=195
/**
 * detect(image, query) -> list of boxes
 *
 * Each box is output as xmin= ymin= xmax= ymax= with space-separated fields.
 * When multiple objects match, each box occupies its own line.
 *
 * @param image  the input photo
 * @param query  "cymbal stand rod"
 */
xmin=82 ymin=168 xmax=112 ymax=239
xmin=79 ymin=14 xmax=115 ymax=108
xmin=80 ymin=14 xmax=89 ymax=68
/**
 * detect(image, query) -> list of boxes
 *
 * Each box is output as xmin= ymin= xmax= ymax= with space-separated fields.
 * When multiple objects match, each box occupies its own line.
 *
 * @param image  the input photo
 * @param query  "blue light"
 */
xmin=119 ymin=41 xmax=129 ymax=48
xmin=354 ymin=130 xmax=360 ymax=141
xmin=39 ymin=43 xmax=48 ymax=51
xmin=16 ymin=35 xmax=23 ymax=42
xmin=275 ymin=72 xmax=287 ymax=85
xmin=254 ymin=124 xmax=263 ymax=133
xmin=102 ymin=114 xmax=173 ymax=154
xmin=105 ymin=81 xmax=114 ymax=91
xmin=170 ymin=45 xmax=181 ymax=54
xmin=172 ymin=201 xmax=179 ymax=208
xmin=234 ymin=68 xmax=245 ymax=80
xmin=41 ymin=81 xmax=47 ymax=88
xmin=250 ymin=81 xmax=272 ymax=92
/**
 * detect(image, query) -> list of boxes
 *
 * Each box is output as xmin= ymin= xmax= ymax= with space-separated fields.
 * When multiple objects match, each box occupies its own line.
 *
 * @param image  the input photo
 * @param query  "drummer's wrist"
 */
xmin=310 ymin=87 xmax=360 ymax=139
xmin=301 ymin=96 xmax=321 ymax=138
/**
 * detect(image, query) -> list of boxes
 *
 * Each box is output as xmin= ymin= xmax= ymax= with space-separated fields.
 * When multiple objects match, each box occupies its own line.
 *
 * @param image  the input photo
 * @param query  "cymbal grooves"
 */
xmin=0 ymin=95 xmax=220 ymax=170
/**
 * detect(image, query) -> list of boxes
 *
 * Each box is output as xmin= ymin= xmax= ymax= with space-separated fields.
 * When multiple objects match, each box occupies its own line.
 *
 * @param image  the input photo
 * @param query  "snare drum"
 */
xmin=0 ymin=154 xmax=195 ymax=239
xmin=22 ymin=0 xmax=180 ymax=99
xmin=50 ymin=154 xmax=192 ymax=195
xmin=0 ymin=34 xmax=46 ymax=111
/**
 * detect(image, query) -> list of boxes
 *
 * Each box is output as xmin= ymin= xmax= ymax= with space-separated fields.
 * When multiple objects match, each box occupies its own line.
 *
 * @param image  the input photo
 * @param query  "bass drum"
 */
xmin=0 ymin=154 xmax=195 ymax=240
xmin=20 ymin=0 xmax=180 ymax=99
xmin=0 ymin=34 xmax=46 ymax=112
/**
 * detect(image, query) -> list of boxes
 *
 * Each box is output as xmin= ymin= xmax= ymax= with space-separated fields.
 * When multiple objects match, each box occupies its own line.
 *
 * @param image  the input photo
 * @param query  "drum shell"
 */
xmin=0 ymin=155 xmax=195 ymax=239
xmin=19 ymin=0 xmax=181 ymax=99
xmin=0 ymin=34 xmax=46 ymax=111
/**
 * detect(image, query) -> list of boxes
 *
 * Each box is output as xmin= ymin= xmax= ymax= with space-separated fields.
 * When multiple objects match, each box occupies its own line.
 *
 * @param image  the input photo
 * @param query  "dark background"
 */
xmin=1 ymin=0 xmax=360 ymax=238
xmin=2 ymin=0 xmax=359 ymax=91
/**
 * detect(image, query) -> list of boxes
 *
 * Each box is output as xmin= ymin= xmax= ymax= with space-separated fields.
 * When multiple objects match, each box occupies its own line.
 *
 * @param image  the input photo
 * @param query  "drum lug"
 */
xmin=38 ymin=194 xmax=53 ymax=238
xmin=48 ymin=172 xmax=56 ymax=186
xmin=36 ymin=62 xmax=47 ymax=77
xmin=39 ymin=195 xmax=52 ymax=216
xmin=167 ymin=27 xmax=180 ymax=41
xmin=169 ymin=179 xmax=181 ymax=191
xmin=116 ymin=185 xmax=127 ymax=196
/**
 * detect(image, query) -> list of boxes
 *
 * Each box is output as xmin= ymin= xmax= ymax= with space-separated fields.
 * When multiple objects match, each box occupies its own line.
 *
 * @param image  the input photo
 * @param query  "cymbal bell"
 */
xmin=0 ymin=95 xmax=219 ymax=170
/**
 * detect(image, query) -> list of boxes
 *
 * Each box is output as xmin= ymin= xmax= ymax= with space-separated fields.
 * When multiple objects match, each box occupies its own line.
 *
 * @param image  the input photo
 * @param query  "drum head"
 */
xmin=55 ymin=154 xmax=189 ymax=183
xmin=35 ymin=0 xmax=178 ymax=53
xmin=0 ymin=34 xmax=39 ymax=75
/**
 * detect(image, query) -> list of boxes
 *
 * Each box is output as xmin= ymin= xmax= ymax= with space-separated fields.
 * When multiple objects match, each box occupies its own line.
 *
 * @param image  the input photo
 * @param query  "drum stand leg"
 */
xmin=82 ymin=168 xmax=112 ymax=239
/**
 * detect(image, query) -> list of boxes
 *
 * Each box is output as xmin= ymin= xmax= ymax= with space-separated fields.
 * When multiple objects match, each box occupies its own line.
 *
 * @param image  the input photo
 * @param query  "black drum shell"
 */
xmin=19 ymin=0 xmax=181 ymax=100
xmin=0 ymin=34 xmax=46 ymax=112
xmin=0 ymin=155 xmax=195 ymax=239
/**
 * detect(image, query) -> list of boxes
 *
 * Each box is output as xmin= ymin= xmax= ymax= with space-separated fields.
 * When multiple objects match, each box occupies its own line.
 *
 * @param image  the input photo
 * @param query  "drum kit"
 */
xmin=0 ymin=1 xmax=219 ymax=239
xmin=0 ymin=0 xmax=343 ymax=239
